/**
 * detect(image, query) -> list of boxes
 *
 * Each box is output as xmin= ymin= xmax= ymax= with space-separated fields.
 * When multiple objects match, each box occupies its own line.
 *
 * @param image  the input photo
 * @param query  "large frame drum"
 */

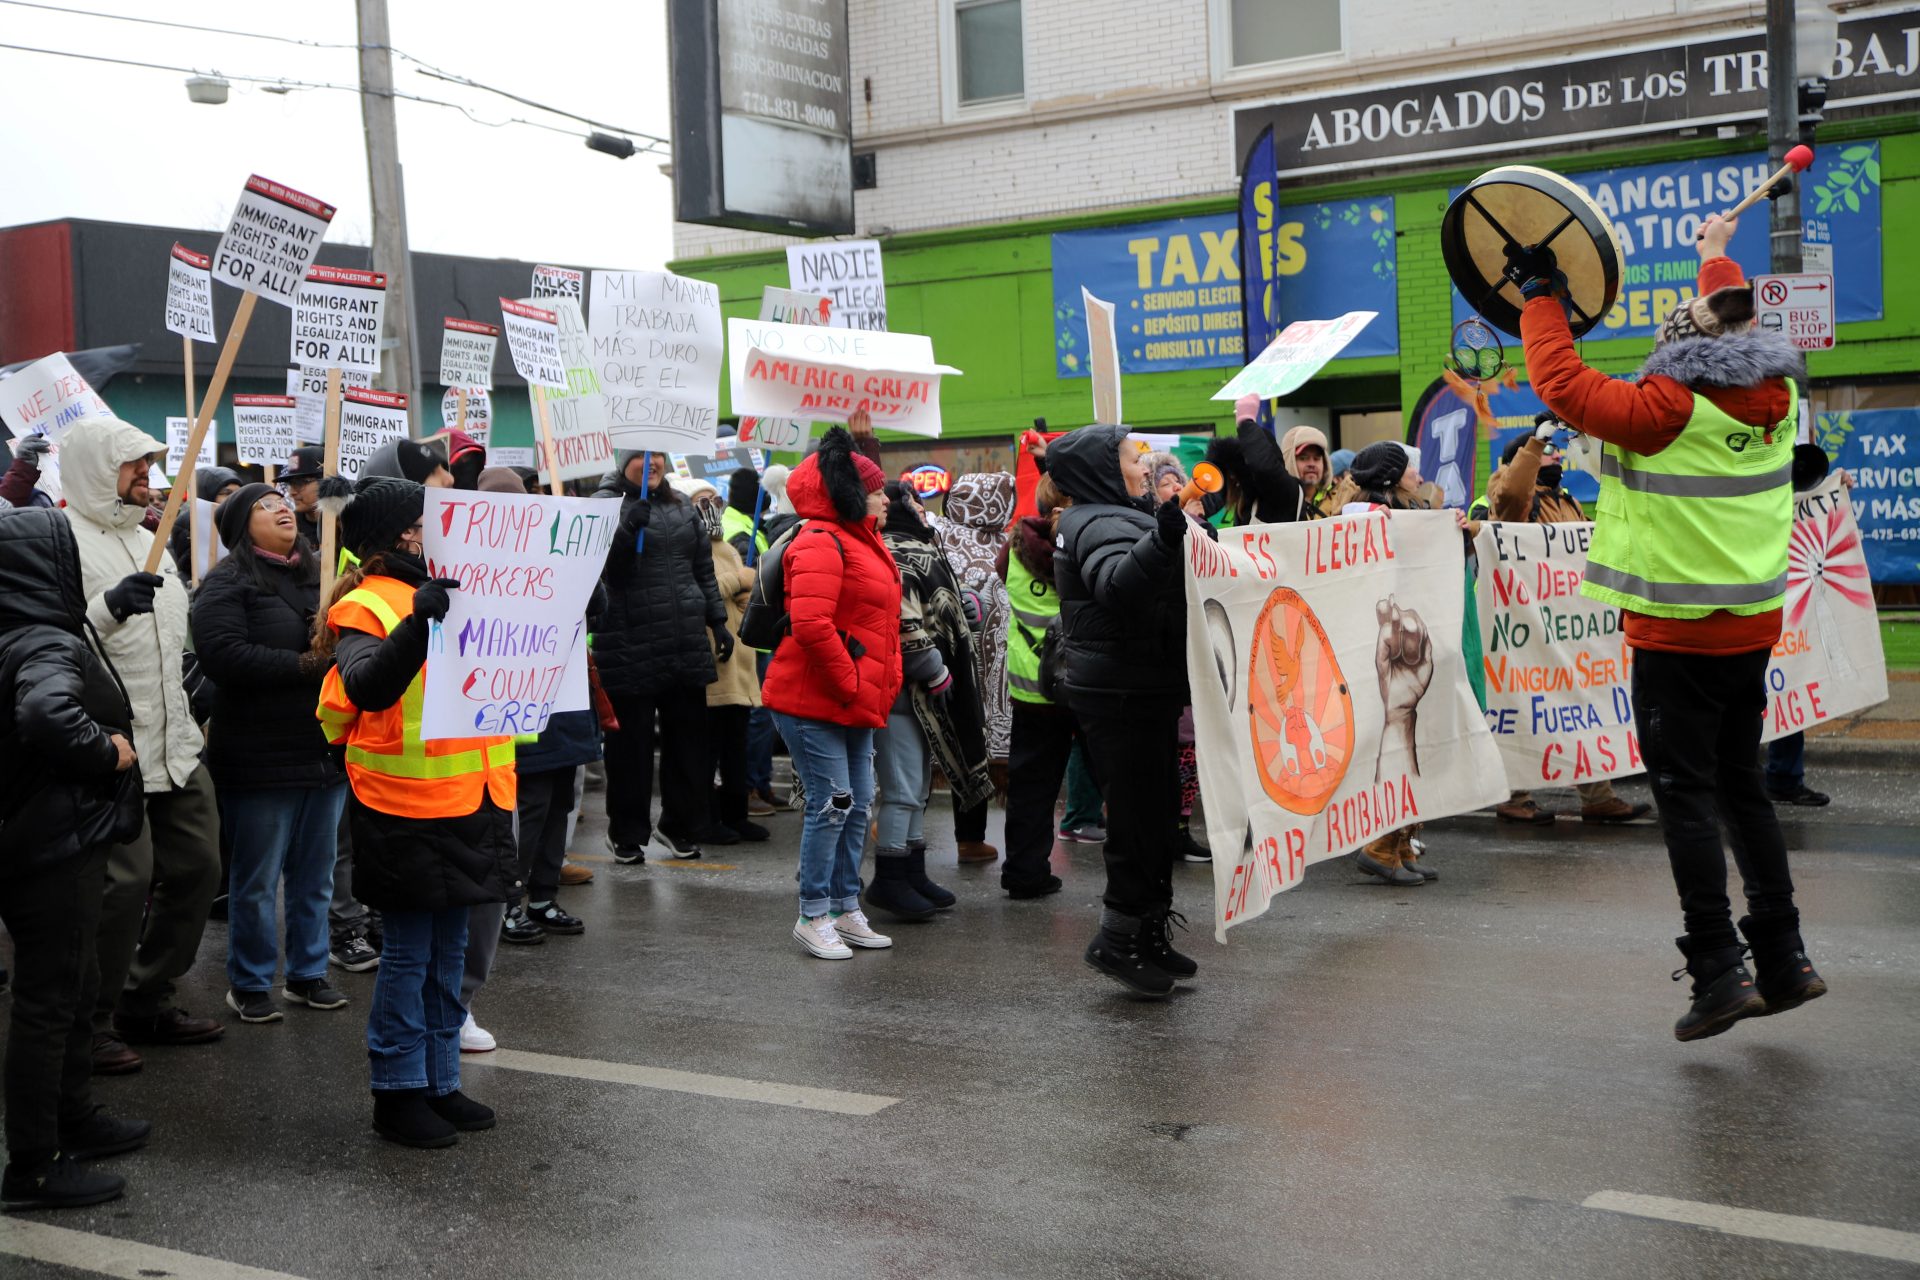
xmin=1440 ymin=166 xmax=1626 ymax=339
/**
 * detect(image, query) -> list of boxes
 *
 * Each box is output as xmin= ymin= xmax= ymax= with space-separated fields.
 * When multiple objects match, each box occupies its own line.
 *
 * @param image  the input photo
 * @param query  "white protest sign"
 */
xmin=336 ymin=388 xmax=410 ymax=482
xmin=419 ymin=488 xmax=617 ymax=739
xmin=738 ymin=286 xmax=831 ymax=451
xmin=212 ymin=175 xmax=335 ymax=306
xmin=500 ymin=298 xmax=566 ymax=390
xmin=190 ymin=497 xmax=229 ymax=580
xmin=1212 ymin=312 xmax=1377 ymax=402
xmin=531 ymin=264 xmax=584 ymax=303
xmin=166 ymin=416 xmax=219 ymax=476
xmin=787 ymin=240 xmax=886 ymax=331
xmin=288 ymin=365 xmax=373 ymax=444
xmin=440 ymin=386 xmax=491 ymax=447
xmin=1765 ymin=477 xmax=1890 ymax=736
xmin=728 ymin=318 xmax=960 ymax=439
xmin=587 ymin=270 xmax=724 ymax=454
xmin=1753 ymin=273 xmax=1834 ymax=351
xmin=291 ymin=266 xmax=387 ymax=373
xmin=539 ymin=298 xmax=616 ymax=484
xmin=1082 ymin=286 xmax=1122 ymax=424
xmin=489 ymin=446 xmax=537 ymax=470
xmin=164 ymin=243 xmax=216 ymax=342
xmin=231 ymin=394 xmax=299 ymax=466
xmin=1187 ymin=512 xmax=1506 ymax=941
xmin=0 ymin=352 xmax=114 ymax=442
xmin=439 ymin=317 xmax=499 ymax=390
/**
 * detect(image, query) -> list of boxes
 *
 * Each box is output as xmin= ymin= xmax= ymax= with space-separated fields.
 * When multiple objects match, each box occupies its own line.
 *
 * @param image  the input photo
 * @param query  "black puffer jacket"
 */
xmin=593 ymin=466 xmax=726 ymax=698
xmin=0 ymin=508 xmax=140 ymax=879
xmin=189 ymin=546 xmax=341 ymax=791
xmin=1049 ymin=426 xmax=1189 ymax=704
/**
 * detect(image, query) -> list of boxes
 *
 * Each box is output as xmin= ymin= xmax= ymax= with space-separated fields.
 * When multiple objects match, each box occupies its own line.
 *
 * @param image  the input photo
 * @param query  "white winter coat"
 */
xmin=60 ymin=417 xmax=203 ymax=794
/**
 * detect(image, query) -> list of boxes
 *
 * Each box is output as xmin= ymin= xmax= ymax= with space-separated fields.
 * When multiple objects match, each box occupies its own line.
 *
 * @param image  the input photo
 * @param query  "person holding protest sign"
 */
xmin=1205 ymin=396 xmax=1311 ymax=527
xmin=1516 ymin=211 xmax=1824 ymax=1042
xmin=59 ymin=417 xmax=226 ymax=1075
xmin=314 ymin=476 xmax=515 ymax=1147
xmin=1280 ymin=426 xmax=1338 ymax=518
xmin=594 ymin=452 xmax=730 ymax=862
xmin=190 ymin=484 xmax=348 ymax=1024
xmin=0 ymin=508 xmax=149 ymax=1212
xmin=1 ymin=434 xmax=57 ymax=510
xmin=1049 ymin=425 xmax=1197 ymax=997
xmin=761 ymin=427 xmax=901 ymax=959
xmin=679 ymin=478 xmax=770 ymax=845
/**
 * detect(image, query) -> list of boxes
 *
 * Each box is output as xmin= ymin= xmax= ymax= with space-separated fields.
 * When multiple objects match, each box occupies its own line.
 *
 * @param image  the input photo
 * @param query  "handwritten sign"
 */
xmin=531 ymin=264 xmax=584 ymax=303
xmin=587 ymin=270 xmax=724 ymax=453
xmin=440 ymin=385 xmax=491 ymax=447
xmin=540 ymin=298 xmax=616 ymax=484
xmin=738 ymin=285 xmax=830 ymax=450
xmin=500 ymin=298 xmax=566 ymax=390
xmin=419 ymin=488 xmax=617 ymax=739
xmin=164 ymin=243 xmax=215 ymax=342
xmin=0 ymin=352 xmax=114 ymax=442
xmin=438 ymin=317 xmax=499 ymax=390
xmin=727 ymin=318 xmax=960 ymax=439
xmin=1082 ymin=286 xmax=1121 ymax=424
xmin=213 ymin=175 xmax=335 ymax=306
xmin=337 ymin=388 xmax=410 ymax=482
xmin=232 ymin=393 xmax=298 ymax=466
xmin=787 ymin=240 xmax=886 ymax=331
xmin=291 ymin=266 xmax=387 ymax=372
xmin=166 ymin=415 xmax=219 ymax=476
xmin=1212 ymin=312 xmax=1377 ymax=401
xmin=288 ymin=365 xmax=373 ymax=444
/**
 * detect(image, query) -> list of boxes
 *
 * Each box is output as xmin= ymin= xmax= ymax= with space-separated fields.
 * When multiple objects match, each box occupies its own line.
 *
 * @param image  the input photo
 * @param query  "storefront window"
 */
xmin=1228 ymin=0 xmax=1341 ymax=68
xmin=956 ymin=0 xmax=1024 ymax=105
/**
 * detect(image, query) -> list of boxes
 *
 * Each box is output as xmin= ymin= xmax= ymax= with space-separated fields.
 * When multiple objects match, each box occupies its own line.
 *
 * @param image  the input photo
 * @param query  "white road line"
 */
xmin=467 ymin=1047 xmax=901 ymax=1116
xmin=1583 ymin=1191 xmax=1920 ymax=1265
xmin=0 ymin=1218 xmax=312 ymax=1279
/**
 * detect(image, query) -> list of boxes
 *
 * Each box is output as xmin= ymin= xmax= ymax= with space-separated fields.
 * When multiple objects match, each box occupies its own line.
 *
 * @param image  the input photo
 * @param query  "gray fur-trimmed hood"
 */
xmin=1637 ymin=329 xmax=1805 ymax=389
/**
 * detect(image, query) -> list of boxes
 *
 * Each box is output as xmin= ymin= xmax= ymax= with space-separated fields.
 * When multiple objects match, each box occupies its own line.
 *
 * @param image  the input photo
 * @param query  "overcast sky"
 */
xmin=0 ymin=0 xmax=679 ymax=270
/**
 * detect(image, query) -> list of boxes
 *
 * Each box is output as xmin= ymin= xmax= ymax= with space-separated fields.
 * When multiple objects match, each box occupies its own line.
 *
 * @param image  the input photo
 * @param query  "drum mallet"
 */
xmin=1701 ymin=145 xmax=1814 ymax=238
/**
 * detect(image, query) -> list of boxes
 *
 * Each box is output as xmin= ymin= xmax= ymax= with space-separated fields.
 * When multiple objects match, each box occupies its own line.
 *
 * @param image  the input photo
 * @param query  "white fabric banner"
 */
xmin=419 ymin=489 xmax=616 ymax=740
xmin=727 ymin=318 xmax=959 ymax=439
xmin=1188 ymin=512 xmax=1507 ymax=941
xmin=1764 ymin=478 xmax=1888 ymax=738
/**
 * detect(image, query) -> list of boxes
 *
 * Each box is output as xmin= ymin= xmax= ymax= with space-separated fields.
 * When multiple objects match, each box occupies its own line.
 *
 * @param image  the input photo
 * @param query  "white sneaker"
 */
xmin=793 ymin=914 xmax=853 ymax=960
xmin=460 ymin=1012 xmax=496 ymax=1053
xmin=830 ymin=909 xmax=892 ymax=950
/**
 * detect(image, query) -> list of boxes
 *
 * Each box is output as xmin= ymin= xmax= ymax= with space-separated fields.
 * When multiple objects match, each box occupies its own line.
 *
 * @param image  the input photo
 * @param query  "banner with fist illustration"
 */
xmin=1184 ymin=512 xmax=1507 ymax=941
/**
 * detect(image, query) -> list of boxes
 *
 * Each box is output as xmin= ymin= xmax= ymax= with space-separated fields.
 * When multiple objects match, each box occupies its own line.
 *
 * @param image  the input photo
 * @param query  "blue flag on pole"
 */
xmin=1238 ymin=125 xmax=1278 ymax=433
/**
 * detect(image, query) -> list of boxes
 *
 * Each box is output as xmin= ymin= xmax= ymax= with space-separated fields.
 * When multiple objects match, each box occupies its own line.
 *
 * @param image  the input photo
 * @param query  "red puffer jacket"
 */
xmin=761 ymin=432 xmax=902 ymax=728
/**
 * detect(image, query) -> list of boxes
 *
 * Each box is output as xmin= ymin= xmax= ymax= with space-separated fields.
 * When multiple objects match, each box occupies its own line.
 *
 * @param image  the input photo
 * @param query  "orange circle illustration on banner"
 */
xmin=1247 ymin=587 xmax=1353 ymax=816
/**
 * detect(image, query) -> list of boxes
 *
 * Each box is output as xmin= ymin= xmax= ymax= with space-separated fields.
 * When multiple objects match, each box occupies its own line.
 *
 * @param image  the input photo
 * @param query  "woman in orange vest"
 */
xmin=313 ymin=477 xmax=519 ymax=1149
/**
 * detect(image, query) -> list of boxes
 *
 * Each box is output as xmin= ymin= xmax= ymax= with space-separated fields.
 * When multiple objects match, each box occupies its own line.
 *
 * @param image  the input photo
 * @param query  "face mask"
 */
xmin=697 ymin=502 xmax=723 ymax=539
xmin=1537 ymin=465 xmax=1563 ymax=489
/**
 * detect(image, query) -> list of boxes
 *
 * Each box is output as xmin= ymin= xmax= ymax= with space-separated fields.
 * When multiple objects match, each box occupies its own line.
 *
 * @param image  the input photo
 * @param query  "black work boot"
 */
xmin=1 ymin=1153 xmax=124 ymax=1212
xmin=864 ymin=851 xmax=938 ymax=922
xmin=1139 ymin=909 xmax=1198 ymax=980
xmin=1671 ymin=936 xmax=1766 ymax=1042
xmin=372 ymin=1088 xmax=458 ymax=1149
xmin=904 ymin=840 xmax=956 ymax=911
xmin=1741 ymin=914 xmax=1828 ymax=1017
xmin=1084 ymin=913 xmax=1175 ymax=999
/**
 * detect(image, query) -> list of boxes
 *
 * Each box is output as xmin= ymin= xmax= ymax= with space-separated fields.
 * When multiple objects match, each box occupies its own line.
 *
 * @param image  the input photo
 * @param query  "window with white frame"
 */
xmin=954 ymin=0 xmax=1025 ymax=106
xmin=1226 ymin=0 xmax=1341 ymax=69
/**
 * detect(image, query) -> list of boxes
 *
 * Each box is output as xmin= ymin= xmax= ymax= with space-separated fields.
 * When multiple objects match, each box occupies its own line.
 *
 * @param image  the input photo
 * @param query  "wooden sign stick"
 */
xmin=146 ymin=292 xmax=257 ymax=574
xmin=184 ymin=335 xmax=201 ymax=586
xmin=264 ymin=464 xmax=277 ymax=485
xmin=453 ymin=387 xmax=469 ymax=436
xmin=319 ymin=367 xmax=344 ymax=601
xmin=532 ymin=385 xmax=564 ymax=497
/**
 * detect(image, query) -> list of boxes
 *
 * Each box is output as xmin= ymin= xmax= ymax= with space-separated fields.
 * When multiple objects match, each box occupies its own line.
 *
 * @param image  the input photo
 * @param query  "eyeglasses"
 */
xmin=253 ymin=495 xmax=292 ymax=513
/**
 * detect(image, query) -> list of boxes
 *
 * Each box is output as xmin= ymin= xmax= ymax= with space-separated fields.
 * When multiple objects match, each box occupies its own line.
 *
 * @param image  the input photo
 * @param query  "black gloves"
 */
xmin=296 ymin=648 xmax=334 ymax=679
xmin=411 ymin=578 xmax=461 ymax=622
xmin=1155 ymin=498 xmax=1189 ymax=547
xmin=1504 ymin=243 xmax=1567 ymax=301
xmin=103 ymin=572 xmax=165 ymax=622
xmin=711 ymin=624 xmax=735 ymax=664
xmin=620 ymin=498 xmax=652 ymax=534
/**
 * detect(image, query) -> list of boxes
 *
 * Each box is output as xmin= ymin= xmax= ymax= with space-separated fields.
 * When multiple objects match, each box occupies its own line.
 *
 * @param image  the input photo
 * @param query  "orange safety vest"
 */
xmin=317 ymin=574 xmax=516 ymax=819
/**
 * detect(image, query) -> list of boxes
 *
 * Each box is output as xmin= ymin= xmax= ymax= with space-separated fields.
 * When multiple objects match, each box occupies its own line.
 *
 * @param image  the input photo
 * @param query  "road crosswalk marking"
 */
xmin=1583 ymin=1191 xmax=1920 ymax=1264
xmin=0 ymin=1218 xmax=312 ymax=1279
xmin=466 ymin=1047 xmax=900 ymax=1115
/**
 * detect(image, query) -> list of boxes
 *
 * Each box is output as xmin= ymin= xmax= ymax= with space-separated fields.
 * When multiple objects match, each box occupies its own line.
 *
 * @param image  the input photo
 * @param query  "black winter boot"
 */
xmin=864 ymin=851 xmax=938 ymax=922
xmin=1740 ymin=914 xmax=1828 ymax=1017
xmin=1083 ymin=913 xmax=1175 ymax=999
xmin=1671 ymin=936 xmax=1766 ymax=1042
xmin=1139 ymin=910 xmax=1198 ymax=979
xmin=372 ymin=1088 xmax=458 ymax=1149
xmin=905 ymin=841 xmax=956 ymax=910
xmin=1 ymin=1153 xmax=124 ymax=1212
xmin=426 ymin=1089 xmax=496 ymax=1131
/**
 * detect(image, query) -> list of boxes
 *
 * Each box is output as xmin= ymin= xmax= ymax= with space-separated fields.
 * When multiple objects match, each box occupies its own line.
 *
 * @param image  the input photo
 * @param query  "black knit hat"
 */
xmin=280 ymin=445 xmax=325 ymax=482
xmin=215 ymin=482 xmax=279 ymax=550
xmin=728 ymin=466 xmax=760 ymax=515
xmin=1349 ymin=441 xmax=1409 ymax=493
xmin=339 ymin=476 xmax=424 ymax=558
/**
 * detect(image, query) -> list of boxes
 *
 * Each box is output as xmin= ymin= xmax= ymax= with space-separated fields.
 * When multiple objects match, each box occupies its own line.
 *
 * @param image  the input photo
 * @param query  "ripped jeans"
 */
xmin=770 ymin=712 xmax=875 ymax=917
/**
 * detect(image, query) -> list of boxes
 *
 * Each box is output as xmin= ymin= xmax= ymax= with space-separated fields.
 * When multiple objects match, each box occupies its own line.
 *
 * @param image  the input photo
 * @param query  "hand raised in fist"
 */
xmin=1374 ymin=594 xmax=1434 ymax=778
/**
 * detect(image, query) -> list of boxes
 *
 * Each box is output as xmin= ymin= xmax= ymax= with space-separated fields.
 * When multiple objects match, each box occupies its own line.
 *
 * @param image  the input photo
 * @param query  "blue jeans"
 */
xmin=770 ymin=712 xmax=873 ymax=917
xmin=1764 ymin=732 xmax=1805 ymax=796
xmin=367 ymin=906 xmax=468 ymax=1094
xmin=873 ymin=711 xmax=930 ymax=850
xmin=746 ymin=652 xmax=774 ymax=794
xmin=225 ymin=783 xmax=348 ymax=992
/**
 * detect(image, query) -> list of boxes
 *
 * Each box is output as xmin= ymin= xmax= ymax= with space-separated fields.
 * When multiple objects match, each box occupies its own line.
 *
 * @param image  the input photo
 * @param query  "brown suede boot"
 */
xmin=956 ymin=840 xmax=1000 ymax=864
xmin=1400 ymin=824 xmax=1437 ymax=880
xmin=1355 ymin=829 xmax=1423 ymax=886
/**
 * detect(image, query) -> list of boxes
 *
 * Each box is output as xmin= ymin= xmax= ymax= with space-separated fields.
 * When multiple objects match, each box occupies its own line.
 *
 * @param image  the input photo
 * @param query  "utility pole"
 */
xmin=1765 ymin=0 xmax=1803 ymax=274
xmin=357 ymin=0 xmax=421 ymax=417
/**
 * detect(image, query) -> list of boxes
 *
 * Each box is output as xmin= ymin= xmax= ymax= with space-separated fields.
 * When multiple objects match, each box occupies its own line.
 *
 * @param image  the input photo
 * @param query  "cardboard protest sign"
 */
xmin=291 ymin=266 xmax=387 ymax=373
xmin=165 ymin=244 xmax=216 ymax=342
xmin=0 ymin=352 xmax=114 ymax=442
xmin=166 ymin=415 xmax=219 ymax=477
xmin=500 ymin=298 xmax=566 ymax=390
xmin=1764 ymin=477 xmax=1888 ymax=739
xmin=231 ymin=394 xmax=298 ymax=466
xmin=1186 ymin=512 xmax=1506 ymax=940
xmin=1212 ymin=312 xmax=1377 ymax=402
xmin=787 ymin=240 xmax=886 ymax=331
xmin=1082 ymin=286 xmax=1121 ymax=424
xmin=440 ymin=386 xmax=491 ymax=447
xmin=531 ymin=264 xmax=584 ymax=303
xmin=538 ymin=298 xmax=616 ymax=484
xmin=737 ymin=285 xmax=831 ymax=451
xmin=727 ymin=318 xmax=960 ymax=439
xmin=439 ymin=318 xmax=499 ymax=390
xmin=419 ymin=488 xmax=617 ymax=739
xmin=212 ymin=175 xmax=335 ymax=306
xmin=288 ymin=365 xmax=372 ymax=444
xmin=587 ymin=270 xmax=724 ymax=454
xmin=336 ymin=388 xmax=410 ymax=482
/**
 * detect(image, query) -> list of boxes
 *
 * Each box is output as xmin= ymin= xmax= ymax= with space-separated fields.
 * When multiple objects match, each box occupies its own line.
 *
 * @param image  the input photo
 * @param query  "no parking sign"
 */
xmin=1753 ymin=274 xmax=1834 ymax=351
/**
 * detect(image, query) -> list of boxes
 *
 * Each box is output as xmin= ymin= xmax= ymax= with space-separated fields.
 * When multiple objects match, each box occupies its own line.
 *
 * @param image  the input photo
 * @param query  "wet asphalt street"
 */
xmin=2 ymin=759 xmax=1917 ymax=1280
